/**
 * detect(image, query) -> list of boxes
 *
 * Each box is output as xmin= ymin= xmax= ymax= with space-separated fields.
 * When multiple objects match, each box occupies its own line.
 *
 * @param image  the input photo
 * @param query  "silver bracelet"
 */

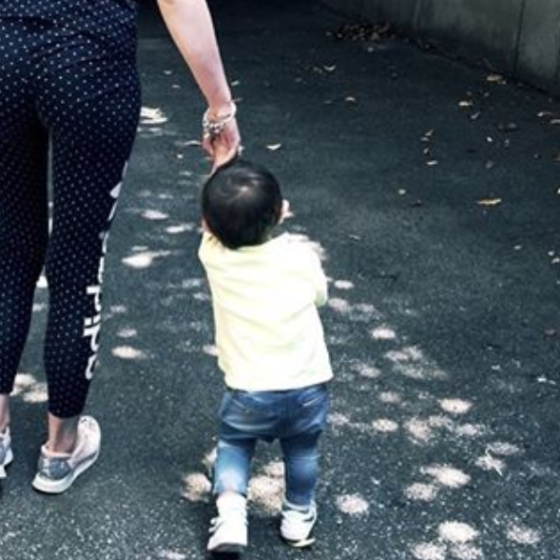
xmin=202 ymin=102 xmax=237 ymax=140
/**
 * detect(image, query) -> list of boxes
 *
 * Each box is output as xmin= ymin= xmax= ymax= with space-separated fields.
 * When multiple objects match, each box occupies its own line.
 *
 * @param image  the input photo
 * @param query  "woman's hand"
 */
xmin=203 ymin=116 xmax=241 ymax=171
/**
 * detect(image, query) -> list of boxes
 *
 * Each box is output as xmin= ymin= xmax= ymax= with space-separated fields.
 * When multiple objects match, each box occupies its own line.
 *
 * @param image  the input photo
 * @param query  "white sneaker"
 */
xmin=280 ymin=502 xmax=317 ymax=547
xmin=0 ymin=428 xmax=13 ymax=479
xmin=207 ymin=496 xmax=248 ymax=554
xmin=32 ymin=416 xmax=101 ymax=494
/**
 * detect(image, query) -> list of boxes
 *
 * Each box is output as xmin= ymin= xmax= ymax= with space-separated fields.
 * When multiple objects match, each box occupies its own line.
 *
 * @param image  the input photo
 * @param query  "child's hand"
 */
xmin=279 ymin=199 xmax=293 ymax=224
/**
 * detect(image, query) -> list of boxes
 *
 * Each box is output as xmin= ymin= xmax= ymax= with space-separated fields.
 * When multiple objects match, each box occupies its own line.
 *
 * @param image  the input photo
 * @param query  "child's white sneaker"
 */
xmin=32 ymin=416 xmax=101 ymax=494
xmin=280 ymin=501 xmax=317 ymax=547
xmin=207 ymin=493 xmax=248 ymax=553
xmin=0 ymin=428 xmax=13 ymax=479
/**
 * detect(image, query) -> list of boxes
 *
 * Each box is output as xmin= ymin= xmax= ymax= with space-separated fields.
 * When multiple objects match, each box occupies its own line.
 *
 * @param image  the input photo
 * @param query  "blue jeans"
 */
xmin=213 ymin=383 xmax=330 ymax=507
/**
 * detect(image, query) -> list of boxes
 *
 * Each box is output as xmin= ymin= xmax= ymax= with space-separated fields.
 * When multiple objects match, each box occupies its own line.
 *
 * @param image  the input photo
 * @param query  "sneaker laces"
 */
xmin=209 ymin=508 xmax=247 ymax=534
xmin=282 ymin=504 xmax=315 ymax=522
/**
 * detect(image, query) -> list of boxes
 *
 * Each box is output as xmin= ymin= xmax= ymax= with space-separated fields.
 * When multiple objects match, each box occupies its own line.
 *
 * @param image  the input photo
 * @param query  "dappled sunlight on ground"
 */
xmin=371 ymin=326 xmax=397 ymax=340
xmin=116 ymin=327 xmax=138 ymax=339
xmin=137 ymin=106 xmax=176 ymax=139
xmin=165 ymin=223 xmax=196 ymax=235
xmin=506 ymin=522 xmax=541 ymax=545
xmin=140 ymin=107 xmax=168 ymax=125
xmin=202 ymin=345 xmax=218 ymax=357
xmin=336 ymin=493 xmax=370 ymax=516
xmin=249 ymin=462 xmax=285 ymax=515
xmin=182 ymin=472 xmax=212 ymax=503
xmin=12 ymin=372 xmax=48 ymax=404
xmin=111 ymin=346 xmax=148 ymax=360
xmin=122 ymin=250 xmax=173 ymax=269
xmin=420 ymin=465 xmax=471 ymax=489
xmin=142 ymin=209 xmax=169 ymax=221
xmin=290 ymin=225 xmax=547 ymax=559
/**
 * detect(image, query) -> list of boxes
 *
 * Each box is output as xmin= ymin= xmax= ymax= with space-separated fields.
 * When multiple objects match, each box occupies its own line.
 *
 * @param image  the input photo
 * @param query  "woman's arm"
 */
xmin=157 ymin=0 xmax=241 ymax=166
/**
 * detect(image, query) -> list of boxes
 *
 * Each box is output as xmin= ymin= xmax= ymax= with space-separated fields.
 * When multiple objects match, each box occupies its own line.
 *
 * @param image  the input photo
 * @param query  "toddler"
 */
xmin=198 ymin=159 xmax=333 ymax=553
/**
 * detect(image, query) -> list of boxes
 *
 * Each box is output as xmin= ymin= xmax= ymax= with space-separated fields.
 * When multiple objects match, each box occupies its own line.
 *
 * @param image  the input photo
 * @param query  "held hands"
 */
xmin=202 ymin=101 xmax=241 ymax=171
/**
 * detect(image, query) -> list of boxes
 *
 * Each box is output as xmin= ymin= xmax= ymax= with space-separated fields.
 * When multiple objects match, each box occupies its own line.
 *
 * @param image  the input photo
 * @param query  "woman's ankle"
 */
xmin=47 ymin=414 xmax=79 ymax=454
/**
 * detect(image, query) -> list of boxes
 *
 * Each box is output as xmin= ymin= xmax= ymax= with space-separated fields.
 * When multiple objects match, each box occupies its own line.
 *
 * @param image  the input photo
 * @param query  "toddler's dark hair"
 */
xmin=202 ymin=159 xmax=283 ymax=249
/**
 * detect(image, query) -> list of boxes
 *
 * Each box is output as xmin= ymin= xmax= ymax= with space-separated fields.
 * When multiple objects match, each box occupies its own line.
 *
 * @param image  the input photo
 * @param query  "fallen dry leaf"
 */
xmin=470 ymin=111 xmax=481 ymax=121
xmin=459 ymin=100 xmax=474 ymax=108
xmin=486 ymin=74 xmax=506 ymax=84
xmin=266 ymin=144 xmax=282 ymax=151
xmin=426 ymin=160 xmax=439 ymax=166
xmin=323 ymin=65 xmax=337 ymax=73
xmin=477 ymin=198 xmax=502 ymax=206
xmin=345 ymin=96 xmax=357 ymax=104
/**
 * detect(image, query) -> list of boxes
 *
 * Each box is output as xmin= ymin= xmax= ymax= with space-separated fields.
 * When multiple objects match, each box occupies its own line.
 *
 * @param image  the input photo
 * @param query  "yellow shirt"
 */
xmin=199 ymin=232 xmax=333 ymax=391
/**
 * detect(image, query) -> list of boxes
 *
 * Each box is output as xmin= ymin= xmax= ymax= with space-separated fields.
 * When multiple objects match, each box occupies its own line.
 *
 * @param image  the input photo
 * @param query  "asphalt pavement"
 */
xmin=1 ymin=1 xmax=559 ymax=559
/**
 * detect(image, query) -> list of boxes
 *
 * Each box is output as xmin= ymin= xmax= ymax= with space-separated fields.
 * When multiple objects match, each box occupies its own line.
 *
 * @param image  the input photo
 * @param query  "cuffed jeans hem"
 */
xmin=213 ymin=483 xmax=249 ymax=497
xmin=285 ymin=499 xmax=316 ymax=512
xmin=285 ymin=493 xmax=316 ymax=508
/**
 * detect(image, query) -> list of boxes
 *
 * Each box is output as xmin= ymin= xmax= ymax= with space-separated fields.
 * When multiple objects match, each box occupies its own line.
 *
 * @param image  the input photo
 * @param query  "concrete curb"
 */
xmin=321 ymin=0 xmax=560 ymax=94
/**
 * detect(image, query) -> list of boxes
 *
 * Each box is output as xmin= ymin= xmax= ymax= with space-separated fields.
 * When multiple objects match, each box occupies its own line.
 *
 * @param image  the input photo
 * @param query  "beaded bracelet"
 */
xmin=202 ymin=102 xmax=237 ymax=140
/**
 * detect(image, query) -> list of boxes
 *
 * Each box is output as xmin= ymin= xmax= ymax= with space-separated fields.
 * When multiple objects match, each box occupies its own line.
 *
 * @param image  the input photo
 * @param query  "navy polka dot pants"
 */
xmin=0 ymin=7 xmax=141 ymax=418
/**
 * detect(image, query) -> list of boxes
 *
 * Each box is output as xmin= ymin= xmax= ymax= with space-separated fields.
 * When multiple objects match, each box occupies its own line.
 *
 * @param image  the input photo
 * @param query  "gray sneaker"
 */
xmin=32 ymin=416 xmax=101 ymax=494
xmin=0 ymin=428 xmax=13 ymax=479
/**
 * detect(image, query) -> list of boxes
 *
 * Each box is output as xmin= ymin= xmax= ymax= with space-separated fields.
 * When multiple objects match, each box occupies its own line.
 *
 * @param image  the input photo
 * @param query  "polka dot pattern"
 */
xmin=0 ymin=1 xmax=141 ymax=418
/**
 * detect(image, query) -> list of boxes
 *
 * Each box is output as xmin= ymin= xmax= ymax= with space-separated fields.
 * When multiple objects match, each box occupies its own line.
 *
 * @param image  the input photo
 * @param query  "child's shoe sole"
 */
xmin=282 ymin=535 xmax=315 ymax=548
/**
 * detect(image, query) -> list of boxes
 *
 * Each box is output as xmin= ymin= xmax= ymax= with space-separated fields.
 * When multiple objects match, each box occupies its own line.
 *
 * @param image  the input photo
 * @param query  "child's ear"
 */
xmin=279 ymin=199 xmax=292 ymax=224
xmin=201 ymin=218 xmax=210 ymax=232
